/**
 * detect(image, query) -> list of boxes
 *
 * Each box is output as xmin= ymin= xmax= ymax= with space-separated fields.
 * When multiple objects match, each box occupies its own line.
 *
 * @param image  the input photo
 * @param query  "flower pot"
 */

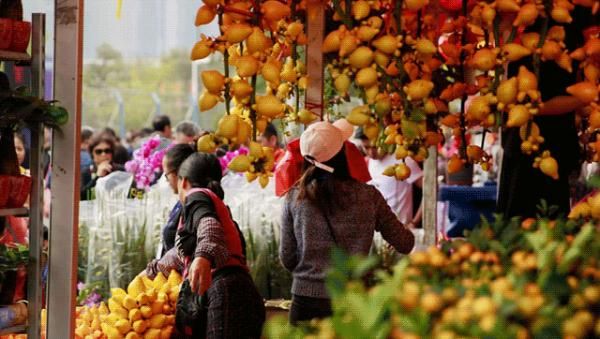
xmin=9 ymin=20 xmax=29 ymax=52
xmin=6 ymin=175 xmax=30 ymax=208
xmin=0 ymin=18 xmax=12 ymax=50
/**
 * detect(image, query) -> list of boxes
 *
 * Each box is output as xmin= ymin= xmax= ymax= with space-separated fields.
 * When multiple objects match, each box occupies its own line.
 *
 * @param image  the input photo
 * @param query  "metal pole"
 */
xmin=114 ymin=90 xmax=125 ymax=140
xmin=48 ymin=1 xmax=83 ymax=338
xmin=423 ymin=146 xmax=438 ymax=246
xmin=151 ymin=92 xmax=161 ymax=116
xmin=27 ymin=13 xmax=45 ymax=339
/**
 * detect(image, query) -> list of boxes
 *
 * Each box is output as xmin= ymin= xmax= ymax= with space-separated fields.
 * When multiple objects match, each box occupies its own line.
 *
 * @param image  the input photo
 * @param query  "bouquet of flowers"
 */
xmin=125 ymin=136 xmax=170 ymax=190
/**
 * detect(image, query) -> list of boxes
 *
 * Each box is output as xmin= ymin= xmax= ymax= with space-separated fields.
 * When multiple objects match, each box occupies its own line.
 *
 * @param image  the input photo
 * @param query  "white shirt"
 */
xmin=368 ymin=155 xmax=423 ymax=224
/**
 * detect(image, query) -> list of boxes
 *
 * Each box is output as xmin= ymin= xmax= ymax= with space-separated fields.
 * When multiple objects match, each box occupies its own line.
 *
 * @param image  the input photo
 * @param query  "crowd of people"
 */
xmin=4 ymin=112 xmax=432 ymax=337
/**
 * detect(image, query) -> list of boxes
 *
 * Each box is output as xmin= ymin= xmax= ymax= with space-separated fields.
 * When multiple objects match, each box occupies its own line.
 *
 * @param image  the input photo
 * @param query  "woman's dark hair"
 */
xmin=296 ymin=145 xmax=351 ymax=213
xmin=178 ymin=152 xmax=224 ymax=200
xmin=88 ymin=134 xmax=116 ymax=154
xmin=164 ymin=144 xmax=195 ymax=172
xmin=13 ymin=130 xmax=26 ymax=146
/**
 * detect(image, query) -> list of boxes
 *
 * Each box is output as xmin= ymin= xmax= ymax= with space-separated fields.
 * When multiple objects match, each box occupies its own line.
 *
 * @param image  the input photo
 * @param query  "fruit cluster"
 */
xmin=265 ymin=216 xmax=600 ymax=338
xmin=569 ymin=189 xmax=600 ymax=220
xmin=323 ymin=0 xmax=599 ymax=181
xmin=73 ymin=271 xmax=182 ymax=339
xmin=192 ymin=1 xmax=598 ymax=182
xmin=192 ymin=0 xmax=310 ymax=186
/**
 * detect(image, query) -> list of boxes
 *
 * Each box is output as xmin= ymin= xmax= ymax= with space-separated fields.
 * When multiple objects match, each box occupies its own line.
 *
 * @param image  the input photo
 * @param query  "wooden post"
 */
xmin=423 ymin=146 xmax=438 ymax=246
xmin=27 ymin=13 xmax=45 ymax=339
xmin=305 ymin=1 xmax=325 ymax=119
xmin=47 ymin=1 xmax=83 ymax=338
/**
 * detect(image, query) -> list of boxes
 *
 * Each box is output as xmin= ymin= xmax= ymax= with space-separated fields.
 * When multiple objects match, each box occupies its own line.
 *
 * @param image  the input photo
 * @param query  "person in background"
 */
xmin=42 ymin=127 xmax=52 ymax=178
xmin=80 ymin=126 xmax=94 ymax=174
xmin=81 ymin=134 xmax=124 ymax=200
xmin=497 ymin=6 xmax=595 ymax=218
xmin=153 ymin=115 xmax=173 ymax=140
xmin=156 ymin=143 xmax=195 ymax=257
xmin=174 ymin=120 xmax=200 ymax=145
xmin=280 ymin=122 xmax=414 ymax=324
xmin=146 ymin=153 xmax=265 ymax=338
xmin=99 ymin=127 xmax=130 ymax=166
xmin=259 ymin=122 xmax=285 ymax=165
xmin=13 ymin=131 xmax=28 ymax=176
xmin=355 ymin=128 xmax=424 ymax=228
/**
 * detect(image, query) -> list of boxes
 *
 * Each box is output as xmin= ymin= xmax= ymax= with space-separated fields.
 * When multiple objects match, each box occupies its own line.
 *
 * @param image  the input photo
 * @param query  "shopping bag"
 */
xmin=174 ymin=280 xmax=207 ymax=338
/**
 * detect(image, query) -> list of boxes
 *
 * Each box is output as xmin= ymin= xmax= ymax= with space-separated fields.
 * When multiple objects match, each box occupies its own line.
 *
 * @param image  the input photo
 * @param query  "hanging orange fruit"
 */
xmin=339 ymin=35 xmax=359 ymax=57
xmin=539 ymin=156 xmax=559 ymax=180
xmin=405 ymin=0 xmax=430 ymax=11
xmin=190 ymin=40 xmax=212 ymax=60
xmin=512 ymin=3 xmax=538 ymax=27
xmin=235 ymin=55 xmax=259 ymax=77
xmin=256 ymin=94 xmax=286 ymax=118
xmin=352 ymin=0 xmax=371 ymax=20
xmin=261 ymin=59 xmax=282 ymax=86
xmin=230 ymin=79 xmax=254 ymax=101
xmin=349 ymin=47 xmax=374 ymax=69
xmin=566 ymin=82 xmax=599 ymax=104
xmin=334 ymin=74 xmax=351 ymax=95
xmin=395 ymin=163 xmax=412 ymax=181
xmin=471 ymin=48 xmax=497 ymax=71
xmin=466 ymin=145 xmax=484 ymax=162
xmin=201 ymin=71 xmax=225 ymax=94
xmin=502 ymin=43 xmax=532 ymax=62
xmin=373 ymin=35 xmax=400 ymax=55
xmin=323 ymin=30 xmax=342 ymax=53
xmin=496 ymin=0 xmax=521 ymax=12
xmin=355 ymin=67 xmax=378 ymax=88
xmin=246 ymin=28 xmax=271 ymax=55
xmin=261 ymin=0 xmax=291 ymax=23
xmin=195 ymin=5 xmax=216 ymax=26
xmin=357 ymin=25 xmax=379 ymax=42
xmin=497 ymin=77 xmax=518 ymax=107
xmin=199 ymin=92 xmax=221 ymax=111
xmin=403 ymin=79 xmax=434 ymax=101
xmin=447 ymin=155 xmax=464 ymax=174
xmin=506 ymin=105 xmax=531 ymax=127
xmin=224 ymin=23 xmax=253 ymax=44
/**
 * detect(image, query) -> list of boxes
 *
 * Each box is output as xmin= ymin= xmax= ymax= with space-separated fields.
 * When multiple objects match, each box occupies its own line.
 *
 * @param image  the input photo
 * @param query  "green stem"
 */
xmin=458 ymin=0 xmax=468 ymax=159
xmin=534 ymin=17 xmax=550 ymax=80
xmin=251 ymin=75 xmax=258 ymax=141
xmin=507 ymin=26 xmax=518 ymax=44
xmin=395 ymin=0 xmax=403 ymax=34
xmin=480 ymin=129 xmax=487 ymax=149
xmin=416 ymin=10 xmax=422 ymax=38
xmin=345 ymin=0 xmax=353 ymax=29
xmin=218 ymin=8 xmax=231 ymax=115
xmin=332 ymin=0 xmax=352 ymax=28
xmin=291 ymin=0 xmax=300 ymax=115
xmin=249 ymin=0 xmax=261 ymax=141
xmin=493 ymin=15 xmax=501 ymax=47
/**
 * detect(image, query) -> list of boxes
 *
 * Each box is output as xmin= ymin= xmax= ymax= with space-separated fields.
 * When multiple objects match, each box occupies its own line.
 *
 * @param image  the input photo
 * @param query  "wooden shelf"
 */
xmin=0 ymin=50 xmax=31 ymax=62
xmin=0 ymin=208 xmax=29 ymax=217
xmin=0 ymin=324 xmax=27 ymax=335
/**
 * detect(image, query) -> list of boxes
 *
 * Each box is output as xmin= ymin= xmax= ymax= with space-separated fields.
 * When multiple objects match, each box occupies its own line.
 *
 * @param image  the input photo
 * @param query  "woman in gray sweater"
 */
xmin=280 ymin=121 xmax=415 ymax=324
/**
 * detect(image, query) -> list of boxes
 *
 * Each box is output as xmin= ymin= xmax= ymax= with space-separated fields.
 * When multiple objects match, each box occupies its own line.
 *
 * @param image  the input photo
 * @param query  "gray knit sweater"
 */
xmin=279 ymin=180 xmax=415 ymax=299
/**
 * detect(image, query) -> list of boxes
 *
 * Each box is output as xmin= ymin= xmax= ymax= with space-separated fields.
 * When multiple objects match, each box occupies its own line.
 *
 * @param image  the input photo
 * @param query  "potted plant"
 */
xmin=0 ymin=71 xmax=68 ymax=208
xmin=0 ymin=243 xmax=28 ymax=304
